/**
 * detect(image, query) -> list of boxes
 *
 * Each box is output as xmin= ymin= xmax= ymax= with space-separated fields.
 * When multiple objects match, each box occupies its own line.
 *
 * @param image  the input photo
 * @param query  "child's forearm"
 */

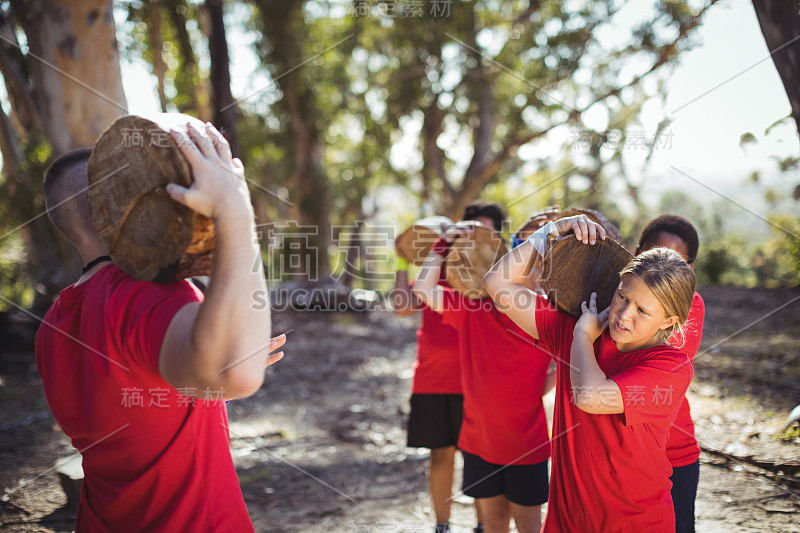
xmin=410 ymin=253 xmax=445 ymax=313
xmin=392 ymin=269 xmax=422 ymax=316
xmin=569 ymin=332 xmax=623 ymax=414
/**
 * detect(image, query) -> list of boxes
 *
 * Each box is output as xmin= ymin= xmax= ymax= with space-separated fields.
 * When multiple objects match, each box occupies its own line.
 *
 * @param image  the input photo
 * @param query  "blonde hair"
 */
xmin=619 ymin=247 xmax=696 ymax=345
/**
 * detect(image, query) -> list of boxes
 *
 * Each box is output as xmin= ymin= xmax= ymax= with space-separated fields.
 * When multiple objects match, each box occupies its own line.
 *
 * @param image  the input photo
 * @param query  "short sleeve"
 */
xmin=534 ymin=295 xmax=574 ymax=356
xmin=611 ymin=349 xmax=693 ymax=427
xmin=672 ymin=292 xmax=705 ymax=360
xmin=440 ymin=287 xmax=468 ymax=330
xmin=111 ymin=280 xmax=203 ymax=372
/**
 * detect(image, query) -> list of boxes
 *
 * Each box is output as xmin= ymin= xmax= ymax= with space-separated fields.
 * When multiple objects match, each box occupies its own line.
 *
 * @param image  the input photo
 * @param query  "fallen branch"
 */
xmin=700 ymin=445 xmax=800 ymax=476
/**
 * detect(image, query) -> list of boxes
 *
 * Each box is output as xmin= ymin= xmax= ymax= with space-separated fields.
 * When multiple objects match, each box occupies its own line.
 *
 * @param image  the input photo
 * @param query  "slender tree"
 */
xmin=0 ymin=0 xmax=127 ymax=310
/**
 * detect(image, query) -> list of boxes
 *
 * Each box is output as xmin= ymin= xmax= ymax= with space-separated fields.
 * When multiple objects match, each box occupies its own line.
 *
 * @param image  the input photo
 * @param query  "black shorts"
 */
xmin=670 ymin=459 xmax=699 ymax=533
xmin=406 ymin=393 xmax=463 ymax=449
xmin=461 ymin=451 xmax=549 ymax=507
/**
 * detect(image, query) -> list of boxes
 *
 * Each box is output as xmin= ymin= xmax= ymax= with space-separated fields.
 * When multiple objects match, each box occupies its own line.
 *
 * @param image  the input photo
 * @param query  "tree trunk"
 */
xmin=2 ymin=0 xmax=127 ymax=310
xmin=204 ymin=0 xmax=239 ymax=157
xmin=147 ymin=1 xmax=169 ymax=112
xmin=165 ymin=0 xmax=210 ymax=121
xmin=14 ymin=0 xmax=127 ymax=152
xmin=752 ymin=0 xmax=800 ymax=139
xmin=255 ymin=0 xmax=331 ymax=282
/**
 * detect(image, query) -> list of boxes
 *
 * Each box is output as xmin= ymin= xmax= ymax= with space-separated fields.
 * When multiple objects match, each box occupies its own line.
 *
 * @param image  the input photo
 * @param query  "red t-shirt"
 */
xmin=666 ymin=291 xmax=705 ymax=467
xmin=535 ymin=295 xmax=692 ymax=533
xmin=34 ymin=265 xmax=255 ymax=533
xmin=413 ymin=304 xmax=462 ymax=394
xmin=441 ymin=289 xmax=551 ymax=465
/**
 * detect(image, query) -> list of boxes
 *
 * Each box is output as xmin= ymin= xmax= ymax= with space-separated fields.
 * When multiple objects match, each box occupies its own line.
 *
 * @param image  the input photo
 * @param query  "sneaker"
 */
xmin=435 ymin=524 xmax=451 ymax=533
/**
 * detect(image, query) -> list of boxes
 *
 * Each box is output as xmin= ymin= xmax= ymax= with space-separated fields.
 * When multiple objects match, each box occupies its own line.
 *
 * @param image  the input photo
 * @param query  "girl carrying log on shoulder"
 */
xmin=483 ymin=214 xmax=696 ymax=533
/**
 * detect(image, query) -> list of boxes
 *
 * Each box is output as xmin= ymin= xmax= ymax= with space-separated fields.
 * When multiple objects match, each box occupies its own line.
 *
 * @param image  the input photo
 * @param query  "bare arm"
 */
xmin=569 ymin=293 xmax=623 ymax=414
xmin=483 ymin=240 xmax=542 ymax=338
xmin=484 ymin=215 xmax=608 ymax=340
xmin=159 ymin=123 xmax=279 ymax=400
xmin=410 ymin=252 xmax=447 ymax=314
xmin=392 ymin=266 xmax=424 ymax=317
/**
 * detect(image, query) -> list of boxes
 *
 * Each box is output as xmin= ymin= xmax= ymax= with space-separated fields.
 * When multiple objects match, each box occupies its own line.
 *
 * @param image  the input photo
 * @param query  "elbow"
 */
xmin=221 ymin=370 xmax=265 ymax=400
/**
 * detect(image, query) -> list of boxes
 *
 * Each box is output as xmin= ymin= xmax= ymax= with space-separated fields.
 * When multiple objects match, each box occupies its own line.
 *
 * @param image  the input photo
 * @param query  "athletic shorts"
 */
xmin=461 ymin=450 xmax=549 ymax=506
xmin=670 ymin=459 xmax=700 ymax=533
xmin=406 ymin=393 xmax=463 ymax=449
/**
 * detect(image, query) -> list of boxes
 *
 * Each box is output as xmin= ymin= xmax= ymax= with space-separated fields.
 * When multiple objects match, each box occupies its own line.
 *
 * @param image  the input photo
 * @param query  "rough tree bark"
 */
xmin=0 ymin=0 xmax=127 ymax=310
xmin=14 ymin=0 xmax=127 ymax=152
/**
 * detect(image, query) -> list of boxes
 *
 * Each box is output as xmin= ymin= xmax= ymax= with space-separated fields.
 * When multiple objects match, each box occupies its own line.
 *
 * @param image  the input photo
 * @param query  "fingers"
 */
xmin=166 ymin=183 xmax=194 ymax=207
xmin=565 ymin=216 xmax=607 ymax=245
xmin=596 ymin=223 xmax=607 ymax=241
xmin=170 ymin=129 xmax=204 ymax=165
xmin=205 ymin=122 xmax=233 ymax=163
xmin=580 ymin=293 xmax=599 ymax=314
xmin=186 ymin=122 xmax=217 ymax=158
xmin=265 ymin=351 xmax=284 ymax=368
xmin=587 ymin=220 xmax=597 ymax=244
xmin=269 ymin=333 xmax=287 ymax=352
xmin=572 ymin=216 xmax=590 ymax=244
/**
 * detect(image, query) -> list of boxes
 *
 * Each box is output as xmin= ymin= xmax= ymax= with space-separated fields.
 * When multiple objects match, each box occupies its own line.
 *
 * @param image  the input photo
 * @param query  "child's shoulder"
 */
xmin=639 ymin=342 xmax=692 ymax=376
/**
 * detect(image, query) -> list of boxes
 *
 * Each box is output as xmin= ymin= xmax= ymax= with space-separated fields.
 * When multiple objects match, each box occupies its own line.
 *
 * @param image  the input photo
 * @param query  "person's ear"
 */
xmin=658 ymin=314 xmax=678 ymax=331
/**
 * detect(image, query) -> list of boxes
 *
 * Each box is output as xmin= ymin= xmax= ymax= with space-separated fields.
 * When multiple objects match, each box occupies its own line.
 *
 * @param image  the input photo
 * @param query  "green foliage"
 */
xmin=657 ymin=190 xmax=798 ymax=288
xmin=0 ymin=236 xmax=34 ymax=311
xmin=0 ymin=132 xmax=54 ymax=308
xmin=739 ymin=131 xmax=756 ymax=147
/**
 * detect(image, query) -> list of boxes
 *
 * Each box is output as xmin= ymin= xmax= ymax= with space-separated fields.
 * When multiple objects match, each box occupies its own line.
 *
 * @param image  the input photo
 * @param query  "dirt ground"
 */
xmin=1 ymin=285 xmax=799 ymax=532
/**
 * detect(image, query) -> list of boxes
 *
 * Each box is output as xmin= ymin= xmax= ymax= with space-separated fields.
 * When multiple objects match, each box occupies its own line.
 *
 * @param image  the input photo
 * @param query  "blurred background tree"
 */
xmin=0 ymin=0 xmax=797 ymax=315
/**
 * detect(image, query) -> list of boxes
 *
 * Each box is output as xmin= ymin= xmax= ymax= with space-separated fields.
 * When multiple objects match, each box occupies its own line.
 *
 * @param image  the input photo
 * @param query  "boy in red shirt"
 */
xmin=484 ymin=214 xmax=696 ymax=532
xmin=35 ymin=123 xmax=284 ymax=532
xmin=636 ymin=215 xmax=705 ymax=533
xmin=412 ymin=216 xmax=553 ymax=533
xmin=393 ymin=202 xmax=506 ymax=533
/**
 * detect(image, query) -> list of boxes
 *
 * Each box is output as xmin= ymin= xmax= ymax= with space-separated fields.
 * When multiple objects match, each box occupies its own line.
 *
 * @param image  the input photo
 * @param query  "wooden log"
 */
xmin=445 ymin=223 xmax=508 ymax=299
xmin=558 ymin=207 xmax=623 ymax=243
xmin=87 ymin=113 xmax=215 ymax=282
xmin=540 ymin=237 xmax=632 ymax=317
xmin=514 ymin=206 xmax=622 ymax=243
xmin=513 ymin=206 xmax=562 ymax=240
xmin=395 ymin=216 xmax=453 ymax=265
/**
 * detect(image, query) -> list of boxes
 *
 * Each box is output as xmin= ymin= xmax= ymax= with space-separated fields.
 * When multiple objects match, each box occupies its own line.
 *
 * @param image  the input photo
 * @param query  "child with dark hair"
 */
xmin=392 ymin=201 xmax=506 ymax=533
xmin=637 ymin=214 xmax=705 ymax=533
xmin=36 ymin=125 xmax=284 ymax=532
xmin=637 ymin=215 xmax=700 ymax=265
xmin=462 ymin=201 xmax=507 ymax=232
xmin=412 ymin=213 xmax=553 ymax=533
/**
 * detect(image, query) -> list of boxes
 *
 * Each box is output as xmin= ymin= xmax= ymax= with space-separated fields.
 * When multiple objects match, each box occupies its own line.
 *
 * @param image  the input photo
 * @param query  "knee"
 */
xmin=480 ymin=503 xmax=510 ymax=531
